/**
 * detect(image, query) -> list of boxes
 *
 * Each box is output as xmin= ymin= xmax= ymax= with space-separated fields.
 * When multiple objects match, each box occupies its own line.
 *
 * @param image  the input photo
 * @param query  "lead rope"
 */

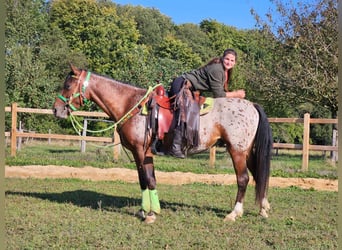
xmin=68 ymin=83 xmax=162 ymax=148
xmin=69 ymin=115 xmax=115 ymax=134
xmin=69 ymin=84 xmax=161 ymax=134
xmin=69 ymin=114 xmax=128 ymax=157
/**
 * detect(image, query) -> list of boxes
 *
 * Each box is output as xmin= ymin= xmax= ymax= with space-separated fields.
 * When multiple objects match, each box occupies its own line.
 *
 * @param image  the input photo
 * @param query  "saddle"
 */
xmin=147 ymin=83 xmax=212 ymax=155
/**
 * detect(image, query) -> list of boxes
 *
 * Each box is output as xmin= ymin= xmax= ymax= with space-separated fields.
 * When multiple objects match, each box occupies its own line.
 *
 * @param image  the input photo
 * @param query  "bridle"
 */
xmin=57 ymin=70 xmax=91 ymax=111
xmin=57 ymin=69 xmax=163 ymax=132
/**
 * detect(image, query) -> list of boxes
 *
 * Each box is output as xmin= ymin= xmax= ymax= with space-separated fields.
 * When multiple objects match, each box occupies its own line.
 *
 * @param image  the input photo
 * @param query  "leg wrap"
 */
xmin=141 ymin=189 xmax=151 ymax=212
xmin=149 ymin=189 xmax=161 ymax=214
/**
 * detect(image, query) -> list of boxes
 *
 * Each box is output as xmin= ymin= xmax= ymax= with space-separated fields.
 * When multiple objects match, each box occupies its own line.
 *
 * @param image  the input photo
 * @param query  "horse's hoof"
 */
xmin=224 ymin=210 xmax=243 ymax=222
xmin=144 ymin=212 xmax=157 ymax=224
xmin=223 ymin=213 xmax=236 ymax=222
xmin=261 ymin=198 xmax=271 ymax=211
xmin=259 ymin=209 xmax=269 ymax=218
xmin=136 ymin=209 xmax=146 ymax=221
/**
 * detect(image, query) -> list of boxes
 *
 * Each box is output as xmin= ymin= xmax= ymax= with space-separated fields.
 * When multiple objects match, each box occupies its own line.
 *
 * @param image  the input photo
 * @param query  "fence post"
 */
xmin=10 ymin=102 xmax=18 ymax=156
xmin=17 ymin=121 xmax=22 ymax=151
xmin=81 ymin=119 xmax=87 ymax=153
xmin=331 ymin=129 xmax=338 ymax=163
xmin=48 ymin=129 xmax=51 ymax=144
xmin=209 ymin=146 xmax=216 ymax=168
xmin=302 ymin=113 xmax=310 ymax=171
xmin=113 ymin=130 xmax=121 ymax=160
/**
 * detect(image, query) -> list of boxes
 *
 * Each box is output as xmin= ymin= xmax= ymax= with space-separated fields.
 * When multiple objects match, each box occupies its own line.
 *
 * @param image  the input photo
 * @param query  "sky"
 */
xmin=112 ymin=0 xmax=279 ymax=30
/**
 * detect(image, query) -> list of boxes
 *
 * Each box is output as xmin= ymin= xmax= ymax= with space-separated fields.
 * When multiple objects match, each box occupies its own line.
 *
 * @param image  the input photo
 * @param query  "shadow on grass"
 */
xmin=5 ymin=190 xmax=230 ymax=218
xmin=48 ymin=149 xmax=80 ymax=154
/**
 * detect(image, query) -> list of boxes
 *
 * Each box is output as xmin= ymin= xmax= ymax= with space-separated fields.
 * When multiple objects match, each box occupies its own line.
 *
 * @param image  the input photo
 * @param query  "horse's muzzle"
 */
xmin=53 ymin=105 xmax=69 ymax=119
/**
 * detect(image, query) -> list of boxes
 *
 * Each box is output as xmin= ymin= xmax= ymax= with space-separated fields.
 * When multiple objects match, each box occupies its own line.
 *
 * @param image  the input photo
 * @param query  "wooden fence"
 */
xmin=5 ymin=103 xmax=338 ymax=171
xmin=5 ymin=103 xmax=121 ymax=160
xmin=209 ymin=115 xmax=338 ymax=170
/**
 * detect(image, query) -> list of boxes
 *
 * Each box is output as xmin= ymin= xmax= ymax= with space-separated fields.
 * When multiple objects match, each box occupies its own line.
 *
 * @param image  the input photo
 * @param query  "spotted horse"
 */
xmin=53 ymin=64 xmax=273 ymax=224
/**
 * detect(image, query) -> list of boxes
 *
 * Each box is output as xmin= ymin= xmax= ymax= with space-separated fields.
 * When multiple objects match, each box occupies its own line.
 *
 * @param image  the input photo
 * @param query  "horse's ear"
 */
xmin=69 ymin=63 xmax=81 ymax=75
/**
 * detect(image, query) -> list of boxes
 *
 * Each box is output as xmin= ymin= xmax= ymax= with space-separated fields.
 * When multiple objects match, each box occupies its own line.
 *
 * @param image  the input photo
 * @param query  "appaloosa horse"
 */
xmin=53 ymin=64 xmax=273 ymax=224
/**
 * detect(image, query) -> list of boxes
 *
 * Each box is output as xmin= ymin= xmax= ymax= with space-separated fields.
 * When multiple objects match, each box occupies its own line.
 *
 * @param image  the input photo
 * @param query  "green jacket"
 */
xmin=182 ymin=63 xmax=226 ymax=98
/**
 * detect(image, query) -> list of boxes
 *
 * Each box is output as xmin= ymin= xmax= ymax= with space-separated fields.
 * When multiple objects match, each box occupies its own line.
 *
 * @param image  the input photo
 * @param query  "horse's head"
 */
xmin=53 ymin=64 xmax=89 ymax=118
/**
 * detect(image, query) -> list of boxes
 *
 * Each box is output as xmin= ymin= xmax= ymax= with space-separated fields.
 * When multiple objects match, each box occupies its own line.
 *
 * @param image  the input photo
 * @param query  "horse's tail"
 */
xmin=252 ymin=103 xmax=273 ymax=204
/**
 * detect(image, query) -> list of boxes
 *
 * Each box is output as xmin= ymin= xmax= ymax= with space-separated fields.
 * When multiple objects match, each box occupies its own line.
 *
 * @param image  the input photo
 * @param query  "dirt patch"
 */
xmin=5 ymin=165 xmax=338 ymax=192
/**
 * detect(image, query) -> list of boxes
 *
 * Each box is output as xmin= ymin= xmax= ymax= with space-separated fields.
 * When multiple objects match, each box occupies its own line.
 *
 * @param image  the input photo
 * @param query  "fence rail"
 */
xmin=5 ymin=103 xmax=338 ymax=170
xmin=6 ymin=103 xmax=121 ymax=160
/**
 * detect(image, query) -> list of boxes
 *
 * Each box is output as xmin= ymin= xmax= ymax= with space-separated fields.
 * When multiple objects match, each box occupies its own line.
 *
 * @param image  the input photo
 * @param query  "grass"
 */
xmin=5 ymin=141 xmax=338 ymax=249
xmin=5 ymin=178 xmax=337 ymax=249
xmin=5 ymin=140 xmax=338 ymax=179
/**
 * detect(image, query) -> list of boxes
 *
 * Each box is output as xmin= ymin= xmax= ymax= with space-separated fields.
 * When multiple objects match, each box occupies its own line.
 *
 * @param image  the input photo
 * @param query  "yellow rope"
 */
xmin=113 ymin=84 xmax=161 ymax=129
xmin=69 ymin=83 xmax=162 ymax=134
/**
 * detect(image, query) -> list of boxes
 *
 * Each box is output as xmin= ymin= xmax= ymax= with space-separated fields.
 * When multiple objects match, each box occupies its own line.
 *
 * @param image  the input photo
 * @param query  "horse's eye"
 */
xmin=65 ymin=84 xmax=71 ymax=90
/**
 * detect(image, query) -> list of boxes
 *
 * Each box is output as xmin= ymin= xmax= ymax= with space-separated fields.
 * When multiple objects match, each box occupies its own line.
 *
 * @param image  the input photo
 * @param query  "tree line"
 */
xmin=5 ymin=0 xmax=337 ymax=145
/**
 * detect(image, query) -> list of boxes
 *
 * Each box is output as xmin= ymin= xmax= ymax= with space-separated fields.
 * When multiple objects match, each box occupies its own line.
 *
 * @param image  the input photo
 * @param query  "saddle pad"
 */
xmin=200 ymin=97 xmax=214 ymax=115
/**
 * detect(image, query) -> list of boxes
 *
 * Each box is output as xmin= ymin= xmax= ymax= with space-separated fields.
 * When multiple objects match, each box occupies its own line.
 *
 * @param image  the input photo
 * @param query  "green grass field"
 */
xmin=5 ymin=141 xmax=338 ymax=249
xmin=5 ymin=178 xmax=337 ymax=249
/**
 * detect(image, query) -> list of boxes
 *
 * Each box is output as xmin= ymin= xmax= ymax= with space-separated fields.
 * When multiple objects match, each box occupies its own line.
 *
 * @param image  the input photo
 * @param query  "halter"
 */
xmin=57 ymin=70 xmax=91 ymax=111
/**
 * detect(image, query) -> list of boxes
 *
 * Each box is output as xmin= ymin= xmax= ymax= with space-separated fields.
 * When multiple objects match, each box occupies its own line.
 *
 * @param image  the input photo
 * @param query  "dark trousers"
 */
xmin=169 ymin=76 xmax=185 ymax=97
xmin=168 ymin=76 xmax=186 ymax=158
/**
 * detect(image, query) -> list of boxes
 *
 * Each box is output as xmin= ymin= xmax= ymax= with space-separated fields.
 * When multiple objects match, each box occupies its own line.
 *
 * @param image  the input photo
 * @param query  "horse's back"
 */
xmin=199 ymin=98 xmax=259 ymax=151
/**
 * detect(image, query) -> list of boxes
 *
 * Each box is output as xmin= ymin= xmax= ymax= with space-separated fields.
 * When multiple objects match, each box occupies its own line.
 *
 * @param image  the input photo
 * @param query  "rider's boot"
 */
xmin=169 ymin=127 xmax=185 ymax=158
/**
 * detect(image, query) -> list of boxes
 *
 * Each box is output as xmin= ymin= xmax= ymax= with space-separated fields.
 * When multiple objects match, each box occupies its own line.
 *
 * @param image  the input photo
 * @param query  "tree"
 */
xmin=250 ymin=0 xmax=338 ymax=119
xmin=6 ymin=0 xmax=49 ymax=107
xmin=174 ymin=23 xmax=215 ymax=63
xmin=49 ymin=0 xmax=140 ymax=76
xmin=155 ymin=35 xmax=202 ymax=70
xmin=5 ymin=0 xmax=89 ymax=132
xmin=116 ymin=5 xmax=174 ymax=49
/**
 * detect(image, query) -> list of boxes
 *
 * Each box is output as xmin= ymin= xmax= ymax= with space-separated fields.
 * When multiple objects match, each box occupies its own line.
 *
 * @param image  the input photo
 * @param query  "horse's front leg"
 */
xmin=224 ymin=151 xmax=249 ymax=222
xmin=136 ymin=151 xmax=161 ymax=224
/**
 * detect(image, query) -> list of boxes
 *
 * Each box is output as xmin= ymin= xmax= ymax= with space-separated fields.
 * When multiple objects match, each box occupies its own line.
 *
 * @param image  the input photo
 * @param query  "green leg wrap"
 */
xmin=141 ymin=189 xmax=150 ymax=212
xmin=149 ymin=189 xmax=161 ymax=214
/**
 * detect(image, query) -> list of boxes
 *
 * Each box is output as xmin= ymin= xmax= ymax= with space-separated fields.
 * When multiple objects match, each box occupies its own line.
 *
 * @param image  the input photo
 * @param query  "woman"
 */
xmin=169 ymin=48 xmax=245 ymax=99
xmin=168 ymin=48 xmax=245 ymax=158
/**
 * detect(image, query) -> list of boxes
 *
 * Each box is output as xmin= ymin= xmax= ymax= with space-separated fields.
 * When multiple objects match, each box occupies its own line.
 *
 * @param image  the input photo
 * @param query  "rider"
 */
xmin=168 ymin=48 xmax=245 ymax=158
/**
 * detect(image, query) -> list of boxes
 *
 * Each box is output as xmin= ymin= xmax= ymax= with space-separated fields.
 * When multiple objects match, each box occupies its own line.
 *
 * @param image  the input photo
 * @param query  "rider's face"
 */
xmin=222 ymin=54 xmax=236 ymax=70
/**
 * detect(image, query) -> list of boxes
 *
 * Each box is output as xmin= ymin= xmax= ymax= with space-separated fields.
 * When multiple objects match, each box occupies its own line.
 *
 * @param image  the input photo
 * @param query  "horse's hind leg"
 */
xmin=247 ymin=156 xmax=271 ymax=218
xmin=224 ymin=150 xmax=249 ymax=222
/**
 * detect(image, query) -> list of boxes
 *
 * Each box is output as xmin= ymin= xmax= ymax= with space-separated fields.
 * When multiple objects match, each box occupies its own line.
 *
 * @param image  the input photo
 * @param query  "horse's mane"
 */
xmin=85 ymin=69 xmax=146 ymax=92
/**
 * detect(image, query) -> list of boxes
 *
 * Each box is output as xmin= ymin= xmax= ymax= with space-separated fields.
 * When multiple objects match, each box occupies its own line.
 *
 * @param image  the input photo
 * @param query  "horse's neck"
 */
xmin=87 ymin=76 xmax=146 ymax=122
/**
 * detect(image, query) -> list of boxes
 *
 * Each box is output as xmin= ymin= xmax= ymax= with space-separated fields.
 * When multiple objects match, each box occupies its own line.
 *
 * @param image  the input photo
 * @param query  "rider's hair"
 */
xmin=201 ymin=48 xmax=237 ymax=84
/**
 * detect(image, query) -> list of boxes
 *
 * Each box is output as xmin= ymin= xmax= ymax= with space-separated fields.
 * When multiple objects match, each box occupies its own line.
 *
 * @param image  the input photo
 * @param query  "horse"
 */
xmin=53 ymin=64 xmax=273 ymax=224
